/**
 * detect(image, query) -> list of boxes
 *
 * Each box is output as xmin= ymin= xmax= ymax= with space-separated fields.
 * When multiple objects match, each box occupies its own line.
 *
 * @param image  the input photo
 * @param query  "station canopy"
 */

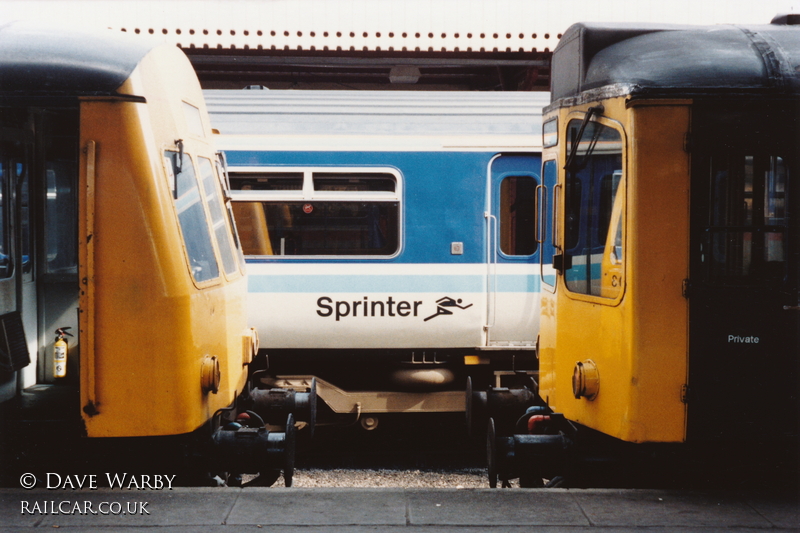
xmin=2 ymin=0 xmax=795 ymax=91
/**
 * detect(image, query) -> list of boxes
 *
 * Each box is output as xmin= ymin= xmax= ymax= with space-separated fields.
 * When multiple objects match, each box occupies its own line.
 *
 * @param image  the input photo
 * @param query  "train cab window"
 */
xmin=215 ymin=156 xmax=246 ymax=269
xmin=229 ymin=169 xmax=401 ymax=257
xmin=165 ymin=151 xmax=220 ymax=283
xmin=499 ymin=176 xmax=537 ymax=256
xmin=198 ymin=157 xmax=238 ymax=276
xmin=563 ymin=118 xmax=624 ymax=298
xmin=703 ymin=153 xmax=788 ymax=284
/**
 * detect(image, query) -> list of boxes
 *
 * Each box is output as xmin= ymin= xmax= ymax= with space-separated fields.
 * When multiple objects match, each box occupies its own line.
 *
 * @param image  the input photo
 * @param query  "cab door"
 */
xmin=688 ymin=101 xmax=799 ymax=444
xmin=486 ymin=154 xmax=541 ymax=347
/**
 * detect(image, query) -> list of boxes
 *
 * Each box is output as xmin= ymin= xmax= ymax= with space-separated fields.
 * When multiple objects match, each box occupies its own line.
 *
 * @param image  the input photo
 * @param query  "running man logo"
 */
xmin=424 ymin=296 xmax=473 ymax=322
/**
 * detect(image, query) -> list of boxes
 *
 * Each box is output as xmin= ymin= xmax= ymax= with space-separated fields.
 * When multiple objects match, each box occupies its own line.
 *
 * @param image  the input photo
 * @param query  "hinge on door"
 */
xmin=681 ymin=384 xmax=691 ymax=404
xmin=682 ymin=279 xmax=691 ymax=299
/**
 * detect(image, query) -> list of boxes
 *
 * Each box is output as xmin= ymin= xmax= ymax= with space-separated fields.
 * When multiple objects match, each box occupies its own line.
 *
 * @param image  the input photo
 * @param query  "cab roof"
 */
xmin=0 ymin=20 xmax=154 ymax=98
xmin=550 ymin=16 xmax=800 ymax=103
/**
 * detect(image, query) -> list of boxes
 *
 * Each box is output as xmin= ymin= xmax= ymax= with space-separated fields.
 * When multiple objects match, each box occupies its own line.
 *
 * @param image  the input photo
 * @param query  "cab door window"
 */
xmin=563 ymin=119 xmax=624 ymax=298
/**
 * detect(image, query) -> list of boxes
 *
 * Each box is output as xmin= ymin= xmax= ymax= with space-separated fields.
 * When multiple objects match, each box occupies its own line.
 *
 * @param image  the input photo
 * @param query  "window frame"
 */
xmin=701 ymin=152 xmax=790 ymax=286
xmin=228 ymin=166 xmax=403 ymax=260
xmin=496 ymin=172 xmax=539 ymax=259
xmin=163 ymin=149 xmax=222 ymax=286
xmin=197 ymin=156 xmax=242 ymax=279
xmin=561 ymin=112 xmax=627 ymax=305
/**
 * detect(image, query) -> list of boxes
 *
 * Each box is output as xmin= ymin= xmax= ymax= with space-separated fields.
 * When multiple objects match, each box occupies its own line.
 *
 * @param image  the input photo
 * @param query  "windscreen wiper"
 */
xmin=564 ymin=105 xmax=604 ymax=172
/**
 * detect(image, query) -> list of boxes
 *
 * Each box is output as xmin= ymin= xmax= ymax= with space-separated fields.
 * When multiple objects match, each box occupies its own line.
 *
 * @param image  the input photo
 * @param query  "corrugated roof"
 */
xmin=205 ymin=89 xmax=548 ymax=137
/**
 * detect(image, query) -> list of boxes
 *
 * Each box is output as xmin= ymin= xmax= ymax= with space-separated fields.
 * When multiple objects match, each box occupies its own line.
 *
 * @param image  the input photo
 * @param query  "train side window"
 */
xmin=229 ymin=169 xmax=401 ymax=257
xmin=563 ymin=119 xmax=623 ymax=298
xmin=165 ymin=151 xmax=220 ymax=283
xmin=232 ymin=172 xmax=303 ymax=191
xmin=313 ymin=173 xmax=396 ymax=192
xmin=198 ymin=157 xmax=238 ymax=276
xmin=499 ymin=175 xmax=537 ymax=256
xmin=244 ymin=201 xmax=399 ymax=256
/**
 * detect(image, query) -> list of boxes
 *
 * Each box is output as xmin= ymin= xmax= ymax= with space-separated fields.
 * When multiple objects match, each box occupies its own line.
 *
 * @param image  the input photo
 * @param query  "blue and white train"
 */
xmin=206 ymin=90 xmax=549 ymax=427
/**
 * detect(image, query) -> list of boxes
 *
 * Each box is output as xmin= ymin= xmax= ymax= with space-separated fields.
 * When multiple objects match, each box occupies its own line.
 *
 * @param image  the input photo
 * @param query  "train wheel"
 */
xmin=487 ymin=417 xmax=498 ymax=488
xmin=283 ymin=413 xmax=296 ymax=487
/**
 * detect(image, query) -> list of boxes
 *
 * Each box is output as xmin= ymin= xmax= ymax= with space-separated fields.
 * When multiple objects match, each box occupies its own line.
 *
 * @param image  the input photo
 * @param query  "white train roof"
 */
xmin=208 ymin=90 xmax=546 ymax=151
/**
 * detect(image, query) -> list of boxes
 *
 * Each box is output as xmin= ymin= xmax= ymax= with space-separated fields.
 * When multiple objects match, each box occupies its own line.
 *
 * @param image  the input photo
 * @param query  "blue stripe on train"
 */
xmin=248 ymin=274 xmax=541 ymax=293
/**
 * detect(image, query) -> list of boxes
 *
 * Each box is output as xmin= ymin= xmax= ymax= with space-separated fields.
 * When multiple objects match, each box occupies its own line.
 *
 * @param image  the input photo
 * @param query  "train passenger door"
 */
xmin=0 ymin=120 xmax=33 ymax=402
xmin=0 ymin=108 xmax=81 ymax=404
xmin=486 ymin=154 xmax=541 ymax=347
xmin=688 ymin=102 xmax=799 ymax=445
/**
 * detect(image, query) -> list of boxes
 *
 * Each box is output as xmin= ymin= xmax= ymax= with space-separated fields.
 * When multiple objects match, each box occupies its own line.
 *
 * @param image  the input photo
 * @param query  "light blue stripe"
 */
xmin=248 ymin=274 xmax=540 ymax=293
xmin=496 ymin=275 xmax=541 ymax=292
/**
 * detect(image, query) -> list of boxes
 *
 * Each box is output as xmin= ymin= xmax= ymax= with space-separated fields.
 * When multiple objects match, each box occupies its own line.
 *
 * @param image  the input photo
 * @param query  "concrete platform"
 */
xmin=1 ymin=487 xmax=798 ymax=532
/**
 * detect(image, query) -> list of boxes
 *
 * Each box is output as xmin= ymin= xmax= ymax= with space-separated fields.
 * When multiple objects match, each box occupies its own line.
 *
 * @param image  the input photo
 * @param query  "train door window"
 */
xmin=0 ymin=142 xmax=13 ymax=279
xmin=43 ymin=111 xmax=79 ymax=276
xmin=703 ymin=153 xmax=788 ymax=284
xmin=499 ymin=176 xmax=537 ymax=256
xmin=165 ymin=151 xmax=220 ymax=283
xmin=198 ymin=157 xmax=238 ymax=276
xmin=19 ymin=156 xmax=31 ymax=278
xmin=229 ymin=168 xmax=401 ymax=257
xmin=563 ymin=118 xmax=624 ymax=298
